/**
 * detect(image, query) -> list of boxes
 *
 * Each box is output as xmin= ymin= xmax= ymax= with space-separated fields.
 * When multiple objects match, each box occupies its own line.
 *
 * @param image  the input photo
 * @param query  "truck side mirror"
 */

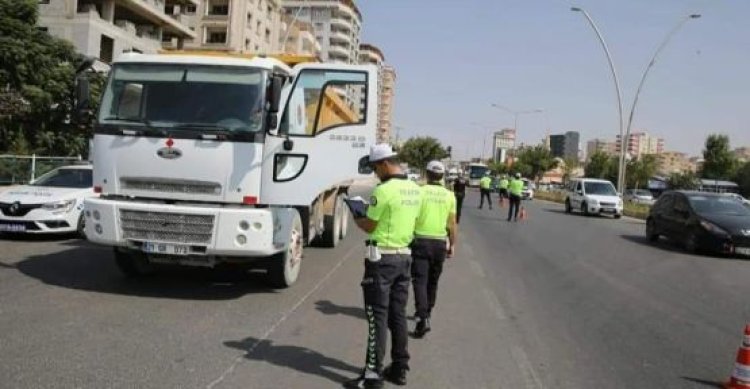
xmin=74 ymin=75 xmax=91 ymax=123
xmin=358 ymin=156 xmax=373 ymax=175
xmin=266 ymin=75 xmax=285 ymax=130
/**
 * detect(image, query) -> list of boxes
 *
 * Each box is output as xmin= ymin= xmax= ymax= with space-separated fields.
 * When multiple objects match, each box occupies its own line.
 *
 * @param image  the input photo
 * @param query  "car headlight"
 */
xmin=42 ymin=199 xmax=77 ymax=213
xmin=587 ymin=198 xmax=598 ymax=205
xmin=700 ymin=220 xmax=729 ymax=236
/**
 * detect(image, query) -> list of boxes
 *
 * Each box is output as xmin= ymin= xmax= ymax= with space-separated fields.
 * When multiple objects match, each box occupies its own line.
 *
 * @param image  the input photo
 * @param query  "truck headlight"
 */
xmin=42 ymin=199 xmax=76 ymax=213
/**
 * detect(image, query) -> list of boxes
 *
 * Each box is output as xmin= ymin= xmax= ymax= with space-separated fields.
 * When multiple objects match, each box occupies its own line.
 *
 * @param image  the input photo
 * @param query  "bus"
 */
xmin=466 ymin=163 xmax=490 ymax=187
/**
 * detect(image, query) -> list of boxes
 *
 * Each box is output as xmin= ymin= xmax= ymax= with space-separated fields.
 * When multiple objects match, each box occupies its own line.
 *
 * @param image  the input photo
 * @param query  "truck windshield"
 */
xmin=98 ymin=64 xmax=265 ymax=133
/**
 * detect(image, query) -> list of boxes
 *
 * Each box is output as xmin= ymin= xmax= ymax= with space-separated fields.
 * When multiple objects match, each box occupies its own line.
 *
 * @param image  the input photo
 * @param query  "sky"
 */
xmin=356 ymin=0 xmax=750 ymax=160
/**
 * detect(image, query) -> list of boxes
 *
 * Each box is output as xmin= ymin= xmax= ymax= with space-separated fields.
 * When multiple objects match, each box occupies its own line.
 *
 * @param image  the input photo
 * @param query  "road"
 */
xmin=1 ymin=189 xmax=748 ymax=388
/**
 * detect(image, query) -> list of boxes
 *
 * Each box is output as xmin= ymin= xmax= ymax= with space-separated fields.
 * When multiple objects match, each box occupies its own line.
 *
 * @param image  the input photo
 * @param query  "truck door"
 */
xmin=260 ymin=63 xmax=378 ymax=205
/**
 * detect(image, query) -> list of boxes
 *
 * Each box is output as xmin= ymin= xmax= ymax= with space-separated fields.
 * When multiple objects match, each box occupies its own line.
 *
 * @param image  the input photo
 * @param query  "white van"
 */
xmin=564 ymin=178 xmax=623 ymax=218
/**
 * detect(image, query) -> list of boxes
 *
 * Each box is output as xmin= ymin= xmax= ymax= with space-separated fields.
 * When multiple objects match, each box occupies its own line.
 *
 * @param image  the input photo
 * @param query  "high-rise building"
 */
xmin=38 ymin=0 xmax=197 ymax=62
xmin=282 ymin=0 xmax=362 ymax=64
xmin=586 ymin=138 xmax=616 ymax=158
xmin=279 ymin=13 xmax=321 ymax=56
xmin=492 ymin=129 xmax=516 ymax=163
xmin=616 ymin=131 xmax=664 ymax=158
xmin=359 ymin=44 xmax=394 ymax=144
xmin=549 ymin=131 xmax=580 ymax=160
xmin=656 ymin=151 xmax=695 ymax=175
xmin=176 ymin=0 xmax=283 ymax=53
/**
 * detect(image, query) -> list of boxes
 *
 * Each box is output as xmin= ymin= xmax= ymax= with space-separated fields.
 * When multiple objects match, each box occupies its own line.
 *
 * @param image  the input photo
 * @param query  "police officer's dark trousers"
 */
xmin=410 ymin=238 xmax=447 ymax=320
xmin=479 ymin=189 xmax=492 ymax=209
xmin=361 ymin=253 xmax=411 ymax=374
xmin=508 ymin=194 xmax=522 ymax=221
xmin=455 ymin=194 xmax=465 ymax=223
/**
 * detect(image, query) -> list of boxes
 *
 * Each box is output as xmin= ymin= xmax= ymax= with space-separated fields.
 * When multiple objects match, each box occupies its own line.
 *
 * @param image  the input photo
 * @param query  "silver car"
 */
xmin=624 ymin=189 xmax=655 ymax=205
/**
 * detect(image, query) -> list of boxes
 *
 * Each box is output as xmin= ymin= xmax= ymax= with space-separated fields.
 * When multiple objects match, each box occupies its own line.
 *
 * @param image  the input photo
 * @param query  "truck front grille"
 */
xmin=121 ymin=177 xmax=221 ymax=195
xmin=120 ymin=210 xmax=214 ymax=244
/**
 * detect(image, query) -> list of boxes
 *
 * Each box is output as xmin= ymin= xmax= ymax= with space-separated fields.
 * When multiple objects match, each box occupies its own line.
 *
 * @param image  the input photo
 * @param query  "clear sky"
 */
xmin=356 ymin=0 xmax=750 ymax=160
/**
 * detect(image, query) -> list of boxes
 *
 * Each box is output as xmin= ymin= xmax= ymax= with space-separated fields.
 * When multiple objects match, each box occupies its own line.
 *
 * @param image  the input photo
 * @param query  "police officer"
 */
xmin=498 ymin=175 xmax=510 ymax=207
xmin=411 ymin=161 xmax=458 ymax=338
xmin=452 ymin=173 xmax=467 ymax=223
xmin=478 ymin=172 xmax=493 ymax=210
xmin=507 ymin=173 xmax=524 ymax=222
xmin=346 ymin=144 xmax=421 ymax=389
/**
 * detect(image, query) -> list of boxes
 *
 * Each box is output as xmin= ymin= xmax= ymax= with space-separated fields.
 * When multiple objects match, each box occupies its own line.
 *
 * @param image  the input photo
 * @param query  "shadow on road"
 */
xmin=680 ymin=376 xmax=724 ymax=388
xmin=14 ymin=242 xmax=277 ymax=300
xmin=224 ymin=337 xmax=360 ymax=384
xmin=315 ymin=300 xmax=365 ymax=319
xmin=0 ymin=233 xmax=80 ymax=242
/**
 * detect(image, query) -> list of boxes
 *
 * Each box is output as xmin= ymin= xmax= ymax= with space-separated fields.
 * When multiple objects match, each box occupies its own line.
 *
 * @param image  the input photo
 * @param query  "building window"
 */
xmin=165 ymin=5 xmax=174 ymax=15
xmin=207 ymin=29 xmax=227 ymax=44
xmin=265 ymin=28 xmax=271 ymax=43
xmin=186 ymin=4 xmax=196 ymax=13
xmin=267 ymin=5 xmax=272 ymax=16
xmin=257 ymin=0 xmax=263 ymax=11
xmin=209 ymin=3 xmax=229 ymax=16
xmin=37 ymin=26 xmax=49 ymax=32
xmin=247 ymin=14 xmax=253 ymax=26
xmin=256 ymin=20 xmax=262 ymax=32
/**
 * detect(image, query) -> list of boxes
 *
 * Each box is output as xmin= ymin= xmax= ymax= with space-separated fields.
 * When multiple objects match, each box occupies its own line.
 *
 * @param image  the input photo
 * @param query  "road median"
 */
xmin=535 ymin=191 xmax=650 ymax=220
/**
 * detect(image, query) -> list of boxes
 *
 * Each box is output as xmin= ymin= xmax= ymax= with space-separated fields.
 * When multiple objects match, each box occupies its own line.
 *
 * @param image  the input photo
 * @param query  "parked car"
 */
xmin=0 ymin=165 xmax=94 ymax=237
xmin=564 ymin=178 xmax=623 ymax=218
xmin=624 ymin=189 xmax=655 ymax=205
xmin=646 ymin=191 xmax=750 ymax=256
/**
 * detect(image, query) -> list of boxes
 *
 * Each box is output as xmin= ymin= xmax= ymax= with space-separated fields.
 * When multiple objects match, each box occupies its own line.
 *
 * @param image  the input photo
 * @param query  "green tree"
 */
xmin=701 ymin=134 xmax=738 ymax=180
xmin=585 ymin=151 xmax=615 ymax=179
xmin=513 ymin=145 xmax=558 ymax=183
xmin=561 ymin=157 xmax=579 ymax=184
xmin=626 ymin=154 xmax=658 ymax=189
xmin=667 ymin=171 xmax=700 ymax=190
xmin=734 ymin=161 xmax=750 ymax=197
xmin=398 ymin=137 xmax=449 ymax=172
xmin=0 ymin=0 xmax=95 ymax=156
xmin=488 ymin=160 xmax=509 ymax=176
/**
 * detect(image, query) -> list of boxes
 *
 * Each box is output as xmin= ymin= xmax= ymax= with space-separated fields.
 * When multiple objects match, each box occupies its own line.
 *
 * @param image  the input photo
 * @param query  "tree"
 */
xmin=0 ymin=0 xmax=95 ymax=156
xmin=488 ymin=160 xmax=509 ymax=176
xmin=397 ymin=137 xmax=449 ymax=172
xmin=513 ymin=145 xmax=558 ymax=183
xmin=626 ymin=154 xmax=658 ymax=189
xmin=667 ymin=171 xmax=700 ymax=190
xmin=585 ymin=151 xmax=615 ymax=179
xmin=701 ymin=134 xmax=738 ymax=180
xmin=561 ymin=157 xmax=580 ymax=184
xmin=735 ymin=161 xmax=750 ymax=197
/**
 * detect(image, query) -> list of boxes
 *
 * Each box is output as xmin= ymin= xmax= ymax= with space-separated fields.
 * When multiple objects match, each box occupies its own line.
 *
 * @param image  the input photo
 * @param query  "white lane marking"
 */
xmin=205 ymin=244 xmax=360 ymax=389
xmin=511 ymin=346 xmax=545 ymax=389
xmin=482 ymin=287 xmax=508 ymax=321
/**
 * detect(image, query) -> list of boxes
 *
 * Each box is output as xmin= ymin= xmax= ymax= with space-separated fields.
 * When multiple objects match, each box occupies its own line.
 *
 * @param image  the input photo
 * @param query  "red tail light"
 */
xmin=242 ymin=196 xmax=258 ymax=205
xmin=94 ymin=186 xmax=102 ymax=194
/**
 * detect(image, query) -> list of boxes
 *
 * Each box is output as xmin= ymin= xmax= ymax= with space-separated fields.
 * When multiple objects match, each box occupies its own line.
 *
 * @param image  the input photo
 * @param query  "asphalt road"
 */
xmin=0 ymin=189 xmax=748 ymax=388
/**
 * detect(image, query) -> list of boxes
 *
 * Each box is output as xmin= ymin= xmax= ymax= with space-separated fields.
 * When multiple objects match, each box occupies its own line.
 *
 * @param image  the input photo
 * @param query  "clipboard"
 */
xmin=344 ymin=196 xmax=368 ymax=219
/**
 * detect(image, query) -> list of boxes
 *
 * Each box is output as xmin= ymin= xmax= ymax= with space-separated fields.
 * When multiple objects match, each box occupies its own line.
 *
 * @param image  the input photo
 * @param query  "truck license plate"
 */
xmin=0 ymin=223 xmax=26 ymax=232
xmin=736 ymin=247 xmax=750 ymax=257
xmin=142 ymin=242 xmax=189 ymax=256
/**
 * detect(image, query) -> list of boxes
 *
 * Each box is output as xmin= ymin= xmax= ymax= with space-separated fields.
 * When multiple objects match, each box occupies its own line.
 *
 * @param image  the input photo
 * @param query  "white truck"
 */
xmin=78 ymin=52 xmax=378 ymax=287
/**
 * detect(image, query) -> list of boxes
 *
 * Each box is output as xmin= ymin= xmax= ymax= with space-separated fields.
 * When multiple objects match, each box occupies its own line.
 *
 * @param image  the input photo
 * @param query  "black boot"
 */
xmin=343 ymin=374 xmax=384 ymax=389
xmin=414 ymin=317 xmax=431 ymax=338
xmin=383 ymin=364 xmax=408 ymax=386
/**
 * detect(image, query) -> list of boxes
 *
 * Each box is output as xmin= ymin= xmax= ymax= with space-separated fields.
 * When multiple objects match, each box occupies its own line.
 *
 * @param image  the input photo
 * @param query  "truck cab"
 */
xmin=82 ymin=52 xmax=378 ymax=287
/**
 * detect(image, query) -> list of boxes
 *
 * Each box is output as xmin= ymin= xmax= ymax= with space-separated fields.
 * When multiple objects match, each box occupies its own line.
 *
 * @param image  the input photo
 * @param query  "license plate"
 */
xmin=0 ymin=223 xmax=26 ymax=232
xmin=602 ymin=208 xmax=616 ymax=214
xmin=736 ymin=247 xmax=750 ymax=256
xmin=142 ymin=242 xmax=190 ymax=256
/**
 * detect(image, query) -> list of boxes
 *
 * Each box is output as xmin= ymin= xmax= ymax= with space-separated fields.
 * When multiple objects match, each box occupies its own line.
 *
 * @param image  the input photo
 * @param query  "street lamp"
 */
xmin=621 ymin=14 xmax=701 ymax=191
xmin=469 ymin=122 xmax=497 ymax=161
xmin=571 ymin=6 xmax=625 ymax=192
xmin=490 ymin=104 xmax=544 ymax=133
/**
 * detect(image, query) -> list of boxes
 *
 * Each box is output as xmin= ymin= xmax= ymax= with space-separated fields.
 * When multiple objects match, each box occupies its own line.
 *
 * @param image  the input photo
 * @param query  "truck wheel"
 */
xmin=338 ymin=194 xmax=349 ymax=240
xmin=267 ymin=210 xmax=303 ymax=288
xmin=581 ymin=202 xmax=590 ymax=217
xmin=114 ymin=249 xmax=155 ymax=277
xmin=76 ymin=214 xmax=86 ymax=239
xmin=565 ymin=199 xmax=572 ymax=214
xmin=319 ymin=195 xmax=343 ymax=248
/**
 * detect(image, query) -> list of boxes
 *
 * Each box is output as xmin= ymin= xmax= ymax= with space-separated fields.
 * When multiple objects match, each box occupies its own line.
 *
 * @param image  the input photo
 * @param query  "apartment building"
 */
xmin=173 ymin=0 xmax=282 ymax=53
xmin=586 ymin=138 xmax=617 ymax=158
xmin=616 ymin=131 xmax=665 ymax=158
xmin=358 ymin=44 xmax=394 ymax=144
xmin=549 ymin=131 xmax=580 ymax=160
xmin=282 ymin=0 xmax=363 ymax=64
xmin=656 ymin=151 xmax=696 ymax=175
xmin=38 ymin=0 xmax=197 ymax=62
xmin=279 ymin=13 xmax=321 ymax=56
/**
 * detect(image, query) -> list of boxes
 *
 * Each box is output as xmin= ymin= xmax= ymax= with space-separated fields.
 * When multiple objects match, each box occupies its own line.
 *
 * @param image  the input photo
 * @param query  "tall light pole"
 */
xmin=621 ymin=14 xmax=701 ymax=190
xmin=571 ymin=6 xmax=625 ymax=192
xmin=469 ymin=122 xmax=497 ymax=161
xmin=490 ymin=104 xmax=544 ymax=133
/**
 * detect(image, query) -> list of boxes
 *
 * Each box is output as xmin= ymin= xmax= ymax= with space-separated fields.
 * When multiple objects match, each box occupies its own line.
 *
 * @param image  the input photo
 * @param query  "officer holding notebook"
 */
xmin=345 ymin=144 xmax=421 ymax=389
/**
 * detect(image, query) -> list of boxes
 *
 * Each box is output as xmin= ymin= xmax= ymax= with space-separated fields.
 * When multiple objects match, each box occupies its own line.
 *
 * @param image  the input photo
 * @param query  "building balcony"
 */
xmin=119 ymin=0 xmax=196 ymax=39
xmin=330 ymin=31 xmax=351 ymax=44
xmin=328 ymin=43 xmax=350 ymax=57
xmin=165 ymin=0 xmax=199 ymax=6
xmin=330 ymin=17 xmax=353 ymax=31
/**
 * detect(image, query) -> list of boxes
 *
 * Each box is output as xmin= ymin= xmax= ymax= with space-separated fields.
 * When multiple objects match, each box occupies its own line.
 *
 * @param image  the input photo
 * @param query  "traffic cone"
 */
xmin=519 ymin=207 xmax=528 ymax=221
xmin=726 ymin=324 xmax=750 ymax=389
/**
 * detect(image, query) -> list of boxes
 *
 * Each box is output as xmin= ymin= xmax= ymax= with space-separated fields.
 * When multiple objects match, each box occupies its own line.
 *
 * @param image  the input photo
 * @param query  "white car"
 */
xmin=0 ymin=165 xmax=94 ymax=236
xmin=564 ymin=178 xmax=623 ymax=218
xmin=624 ymin=189 xmax=655 ymax=205
xmin=725 ymin=193 xmax=750 ymax=207
xmin=522 ymin=179 xmax=535 ymax=200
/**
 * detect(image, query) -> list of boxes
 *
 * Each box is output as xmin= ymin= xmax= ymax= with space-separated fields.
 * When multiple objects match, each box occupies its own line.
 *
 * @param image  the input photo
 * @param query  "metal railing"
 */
xmin=0 ymin=155 xmax=83 ymax=186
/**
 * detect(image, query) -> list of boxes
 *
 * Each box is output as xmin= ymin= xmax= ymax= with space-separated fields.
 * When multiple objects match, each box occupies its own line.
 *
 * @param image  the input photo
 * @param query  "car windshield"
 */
xmin=688 ymin=195 xmax=750 ymax=216
xmin=98 ymin=64 xmax=266 ymax=133
xmin=468 ymin=166 xmax=489 ymax=179
xmin=584 ymin=182 xmax=617 ymax=196
xmin=31 ymin=169 xmax=92 ymax=189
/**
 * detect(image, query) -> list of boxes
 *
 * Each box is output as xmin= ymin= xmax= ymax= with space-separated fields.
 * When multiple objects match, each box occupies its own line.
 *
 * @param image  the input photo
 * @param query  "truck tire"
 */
xmin=76 ymin=214 xmax=86 ymax=239
xmin=267 ymin=210 xmax=303 ymax=288
xmin=338 ymin=194 xmax=349 ymax=240
xmin=114 ymin=249 xmax=155 ymax=277
xmin=319 ymin=194 xmax=344 ymax=248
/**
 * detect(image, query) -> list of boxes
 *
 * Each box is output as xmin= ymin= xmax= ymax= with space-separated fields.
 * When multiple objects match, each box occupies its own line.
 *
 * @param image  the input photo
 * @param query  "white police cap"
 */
xmin=369 ymin=143 xmax=398 ymax=163
xmin=426 ymin=160 xmax=445 ymax=174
